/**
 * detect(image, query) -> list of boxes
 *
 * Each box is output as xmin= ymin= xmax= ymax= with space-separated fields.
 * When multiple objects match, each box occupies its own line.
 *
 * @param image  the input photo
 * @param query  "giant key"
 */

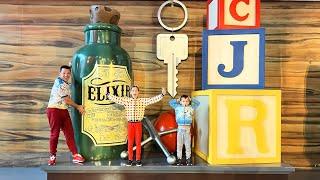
xmin=156 ymin=34 xmax=188 ymax=97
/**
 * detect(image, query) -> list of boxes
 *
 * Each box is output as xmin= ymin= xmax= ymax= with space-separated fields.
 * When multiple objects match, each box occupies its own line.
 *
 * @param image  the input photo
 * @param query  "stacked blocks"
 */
xmin=193 ymin=0 xmax=281 ymax=165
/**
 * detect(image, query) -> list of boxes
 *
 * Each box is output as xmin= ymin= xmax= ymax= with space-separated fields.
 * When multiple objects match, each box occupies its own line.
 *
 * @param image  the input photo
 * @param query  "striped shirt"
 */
xmin=108 ymin=94 xmax=164 ymax=122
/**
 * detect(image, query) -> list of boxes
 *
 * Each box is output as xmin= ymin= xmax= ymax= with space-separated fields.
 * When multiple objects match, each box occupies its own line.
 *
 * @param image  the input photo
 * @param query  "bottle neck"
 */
xmin=85 ymin=30 xmax=120 ymax=45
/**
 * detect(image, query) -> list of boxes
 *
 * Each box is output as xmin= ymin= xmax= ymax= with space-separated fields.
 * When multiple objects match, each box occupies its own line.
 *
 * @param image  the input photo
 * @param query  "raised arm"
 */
xmin=144 ymin=94 xmax=164 ymax=106
xmin=107 ymin=93 xmax=129 ymax=106
xmin=169 ymin=99 xmax=180 ymax=109
xmin=190 ymin=98 xmax=200 ymax=109
xmin=144 ymin=88 xmax=166 ymax=106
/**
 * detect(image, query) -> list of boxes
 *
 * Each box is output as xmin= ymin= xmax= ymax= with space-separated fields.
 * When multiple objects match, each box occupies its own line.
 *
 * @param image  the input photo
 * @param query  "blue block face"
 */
xmin=202 ymin=28 xmax=265 ymax=89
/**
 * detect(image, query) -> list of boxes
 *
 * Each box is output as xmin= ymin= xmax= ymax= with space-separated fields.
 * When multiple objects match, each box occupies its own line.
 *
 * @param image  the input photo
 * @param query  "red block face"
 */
xmin=207 ymin=0 xmax=260 ymax=30
xmin=154 ymin=110 xmax=178 ymax=153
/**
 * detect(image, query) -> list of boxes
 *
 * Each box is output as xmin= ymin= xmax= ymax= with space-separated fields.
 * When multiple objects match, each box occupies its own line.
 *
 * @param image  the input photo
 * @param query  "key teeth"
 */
xmin=175 ymin=72 xmax=178 ymax=86
xmin=174 ymin=69 xmax=178 ymax=96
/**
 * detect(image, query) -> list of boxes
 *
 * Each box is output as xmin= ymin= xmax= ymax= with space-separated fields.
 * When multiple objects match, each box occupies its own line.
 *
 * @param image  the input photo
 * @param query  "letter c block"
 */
xmin=207 ymin=0 xmax=260 ymax=30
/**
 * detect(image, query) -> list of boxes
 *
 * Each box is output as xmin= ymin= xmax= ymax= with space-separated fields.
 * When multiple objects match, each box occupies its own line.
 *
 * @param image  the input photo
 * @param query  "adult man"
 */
xmin=47 ymin=65 xmax=85 ymax=165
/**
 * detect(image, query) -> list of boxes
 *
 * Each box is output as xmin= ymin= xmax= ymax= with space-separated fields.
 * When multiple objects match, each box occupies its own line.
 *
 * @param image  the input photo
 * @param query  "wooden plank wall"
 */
xmin=0 ymin=0 xmax=319 ymax=167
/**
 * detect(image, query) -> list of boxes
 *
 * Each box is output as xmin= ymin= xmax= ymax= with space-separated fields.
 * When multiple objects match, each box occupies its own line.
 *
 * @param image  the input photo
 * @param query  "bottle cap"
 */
xmin=90 ymin=5 xmax=120 ymax=25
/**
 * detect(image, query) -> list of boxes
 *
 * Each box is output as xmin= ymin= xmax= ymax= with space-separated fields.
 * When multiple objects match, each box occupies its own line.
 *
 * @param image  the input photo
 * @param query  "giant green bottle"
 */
xmin=71 ymin=23 xmax=132 ymax=160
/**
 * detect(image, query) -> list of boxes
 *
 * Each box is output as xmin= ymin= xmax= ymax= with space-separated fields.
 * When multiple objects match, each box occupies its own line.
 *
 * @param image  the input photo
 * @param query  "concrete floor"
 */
xmin=1 ymin=168 xmax=319 ymax=180
xmin=0 ymin=168 xmax=46 ymax=180
xmin=1 ymin=152 xmax=318 ymax=180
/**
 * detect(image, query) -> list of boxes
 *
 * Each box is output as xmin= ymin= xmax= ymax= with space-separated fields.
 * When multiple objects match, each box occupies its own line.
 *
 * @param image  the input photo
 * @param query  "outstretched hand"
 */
xmin=77 ymin=105 xmax=85 ymax=115
xmin=161 ymin=87 xmax=166 ymax=96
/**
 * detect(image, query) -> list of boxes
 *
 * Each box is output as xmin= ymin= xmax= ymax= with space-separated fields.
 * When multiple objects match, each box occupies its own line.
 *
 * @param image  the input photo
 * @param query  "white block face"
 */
xmin=224 ymin=0 xmax=257 ymax=26
xmin=194 ymin=96 xmax=209 ymax=157
xmin=208 ymin=0 xmax=218 ymax=29
xmin=216 ymin=95 xmax=278 ymax=159
xmin=207 ymin=34 xmax=260 ymax=85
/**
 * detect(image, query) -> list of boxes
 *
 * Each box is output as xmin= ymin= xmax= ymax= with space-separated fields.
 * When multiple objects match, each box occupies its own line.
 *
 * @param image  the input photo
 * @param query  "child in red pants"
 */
xmin=107 ymin=86 xmax=166 ymax=166
xmin=47 ymin=65 xmax=85 ymax=165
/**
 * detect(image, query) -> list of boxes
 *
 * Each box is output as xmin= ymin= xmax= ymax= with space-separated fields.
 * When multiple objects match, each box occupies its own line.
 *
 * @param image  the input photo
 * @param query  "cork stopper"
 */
xmin=90 ymin=5 xmax=120 ymax=25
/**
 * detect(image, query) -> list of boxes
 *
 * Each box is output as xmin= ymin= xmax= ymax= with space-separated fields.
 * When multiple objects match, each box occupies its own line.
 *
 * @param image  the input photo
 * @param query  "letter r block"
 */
xmin=192 ymin=89 xmax=281 ymax=165
xmin=207 ymin=0 xmax=260 ymax=30
xmin=202 ymin=28 xmax=265 ymax=89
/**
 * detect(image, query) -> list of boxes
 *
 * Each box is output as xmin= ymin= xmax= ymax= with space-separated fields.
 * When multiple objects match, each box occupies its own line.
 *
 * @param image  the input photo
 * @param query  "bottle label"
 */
xmin=82 ymin=63 xmax=131 ymax=146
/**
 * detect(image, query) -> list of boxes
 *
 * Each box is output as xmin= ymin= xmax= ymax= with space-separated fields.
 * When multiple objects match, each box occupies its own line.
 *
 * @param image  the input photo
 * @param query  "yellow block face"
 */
xmin=192 ymin=90 xmax=281 ymax=165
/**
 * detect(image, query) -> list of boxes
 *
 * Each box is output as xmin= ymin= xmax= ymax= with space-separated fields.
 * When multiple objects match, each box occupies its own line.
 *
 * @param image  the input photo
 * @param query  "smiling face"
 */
xmin=59 ymin=68 xmax=71 ymax=82
xmin=180 ymin=97 xmax=191 ymax=107
xmin=130 ymin=86 xmax=139 ymax=99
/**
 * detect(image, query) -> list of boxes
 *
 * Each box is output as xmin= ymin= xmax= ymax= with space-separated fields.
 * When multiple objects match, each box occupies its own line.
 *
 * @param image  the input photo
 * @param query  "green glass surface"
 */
xmin=71 ymin=23 xmax=132 ymax=160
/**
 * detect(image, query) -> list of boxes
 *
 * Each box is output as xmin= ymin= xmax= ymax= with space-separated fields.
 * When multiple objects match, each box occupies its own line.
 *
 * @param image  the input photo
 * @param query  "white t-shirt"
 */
xmin=47 ymin=77 xmax=70 ymax=109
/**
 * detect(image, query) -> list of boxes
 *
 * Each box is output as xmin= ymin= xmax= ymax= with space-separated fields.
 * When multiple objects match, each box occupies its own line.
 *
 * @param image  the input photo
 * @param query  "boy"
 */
xmin=47 ymin=65 xmax=85 ymax=165
xmin=169 ymin=95 xmax=200 ymax=166
xmin=107 ymin=86 xmax=166 ymax=166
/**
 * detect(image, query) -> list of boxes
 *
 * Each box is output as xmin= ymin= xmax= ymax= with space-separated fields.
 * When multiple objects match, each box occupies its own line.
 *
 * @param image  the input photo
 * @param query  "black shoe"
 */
xmin=176 ymin=159 xmax=182 ymax=166
xmin=136 ymin=160 xmax=142 ymax=167
xmin=186 ymin=158 xmax=193 ymax=166
xmin=126 ymin=160 xmax=133 ymax=166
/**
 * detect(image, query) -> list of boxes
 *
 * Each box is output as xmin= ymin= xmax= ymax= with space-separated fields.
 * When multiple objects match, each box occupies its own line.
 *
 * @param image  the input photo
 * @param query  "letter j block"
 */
xmin=207 ymin=0 xmax=260 ymax=30
xmin=202 ymin=28 xmax=265 ymax=89
xmin=192 ymin=89 xmax=281 ymax=165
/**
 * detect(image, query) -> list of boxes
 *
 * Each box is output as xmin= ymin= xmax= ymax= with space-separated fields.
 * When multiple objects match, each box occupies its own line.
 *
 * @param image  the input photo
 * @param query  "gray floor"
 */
xmin=42 ymin=154 xmax=294 ymax=175
xmin=1 ymin=167 xmax=320 ymax=180
xmin=0 ymin=152 xmax=295 ymax=180
xmin=0 ymin=168 xmax=46 ymax=180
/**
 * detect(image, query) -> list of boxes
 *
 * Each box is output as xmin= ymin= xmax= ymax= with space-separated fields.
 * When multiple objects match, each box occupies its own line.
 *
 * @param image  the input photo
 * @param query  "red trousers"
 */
xmin=127 ymin=122 xmax=142 ymax=161
xmin=47 ymin=108 xmax=78 ymax=155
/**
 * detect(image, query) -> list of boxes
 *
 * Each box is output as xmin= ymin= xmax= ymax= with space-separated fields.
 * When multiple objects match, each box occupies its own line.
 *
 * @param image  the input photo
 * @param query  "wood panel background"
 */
xmin=0 ymin=0 xmax=319 ymax=168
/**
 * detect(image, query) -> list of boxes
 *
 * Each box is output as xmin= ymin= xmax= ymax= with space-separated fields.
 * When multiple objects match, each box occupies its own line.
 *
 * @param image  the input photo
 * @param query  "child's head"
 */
xmin=130 ymin=85 xmax=139 ymax=99
xmin=180 ymin=95 xmax=191 ymax=107
xmin=59 ymin=65 xmax=71 ymax=82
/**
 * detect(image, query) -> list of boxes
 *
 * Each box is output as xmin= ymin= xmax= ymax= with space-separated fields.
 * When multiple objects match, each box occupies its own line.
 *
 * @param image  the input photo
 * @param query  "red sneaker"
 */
xmin=48 ymin=155 xmax=56 ymax=166
xmin=72 ymin=154 xmax=85 ymax=163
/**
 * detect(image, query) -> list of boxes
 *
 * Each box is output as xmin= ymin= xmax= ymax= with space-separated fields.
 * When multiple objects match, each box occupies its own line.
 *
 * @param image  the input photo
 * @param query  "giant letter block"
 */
xmin=192 ymin=89 xmax=281 ymax=165
xmin=202 ymin=28 xmax=265 ymax=89
xmin=207 ymin=0 xmax=260 ymax=30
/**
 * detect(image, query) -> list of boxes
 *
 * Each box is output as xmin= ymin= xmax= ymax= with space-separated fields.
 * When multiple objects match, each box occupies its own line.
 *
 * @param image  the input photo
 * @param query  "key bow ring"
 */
xmin=157 ymin=0 xmax=188 ymax=32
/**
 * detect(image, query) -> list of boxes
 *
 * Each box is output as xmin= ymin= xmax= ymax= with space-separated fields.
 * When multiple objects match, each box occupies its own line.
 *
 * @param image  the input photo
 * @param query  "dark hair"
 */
xmin=60 ymin=65 xmax=71 ymax=72
xmin=180 ymin=94 xmax=189 ymax=100
xmin=131 ymin=85 xmax=139 ymax=91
